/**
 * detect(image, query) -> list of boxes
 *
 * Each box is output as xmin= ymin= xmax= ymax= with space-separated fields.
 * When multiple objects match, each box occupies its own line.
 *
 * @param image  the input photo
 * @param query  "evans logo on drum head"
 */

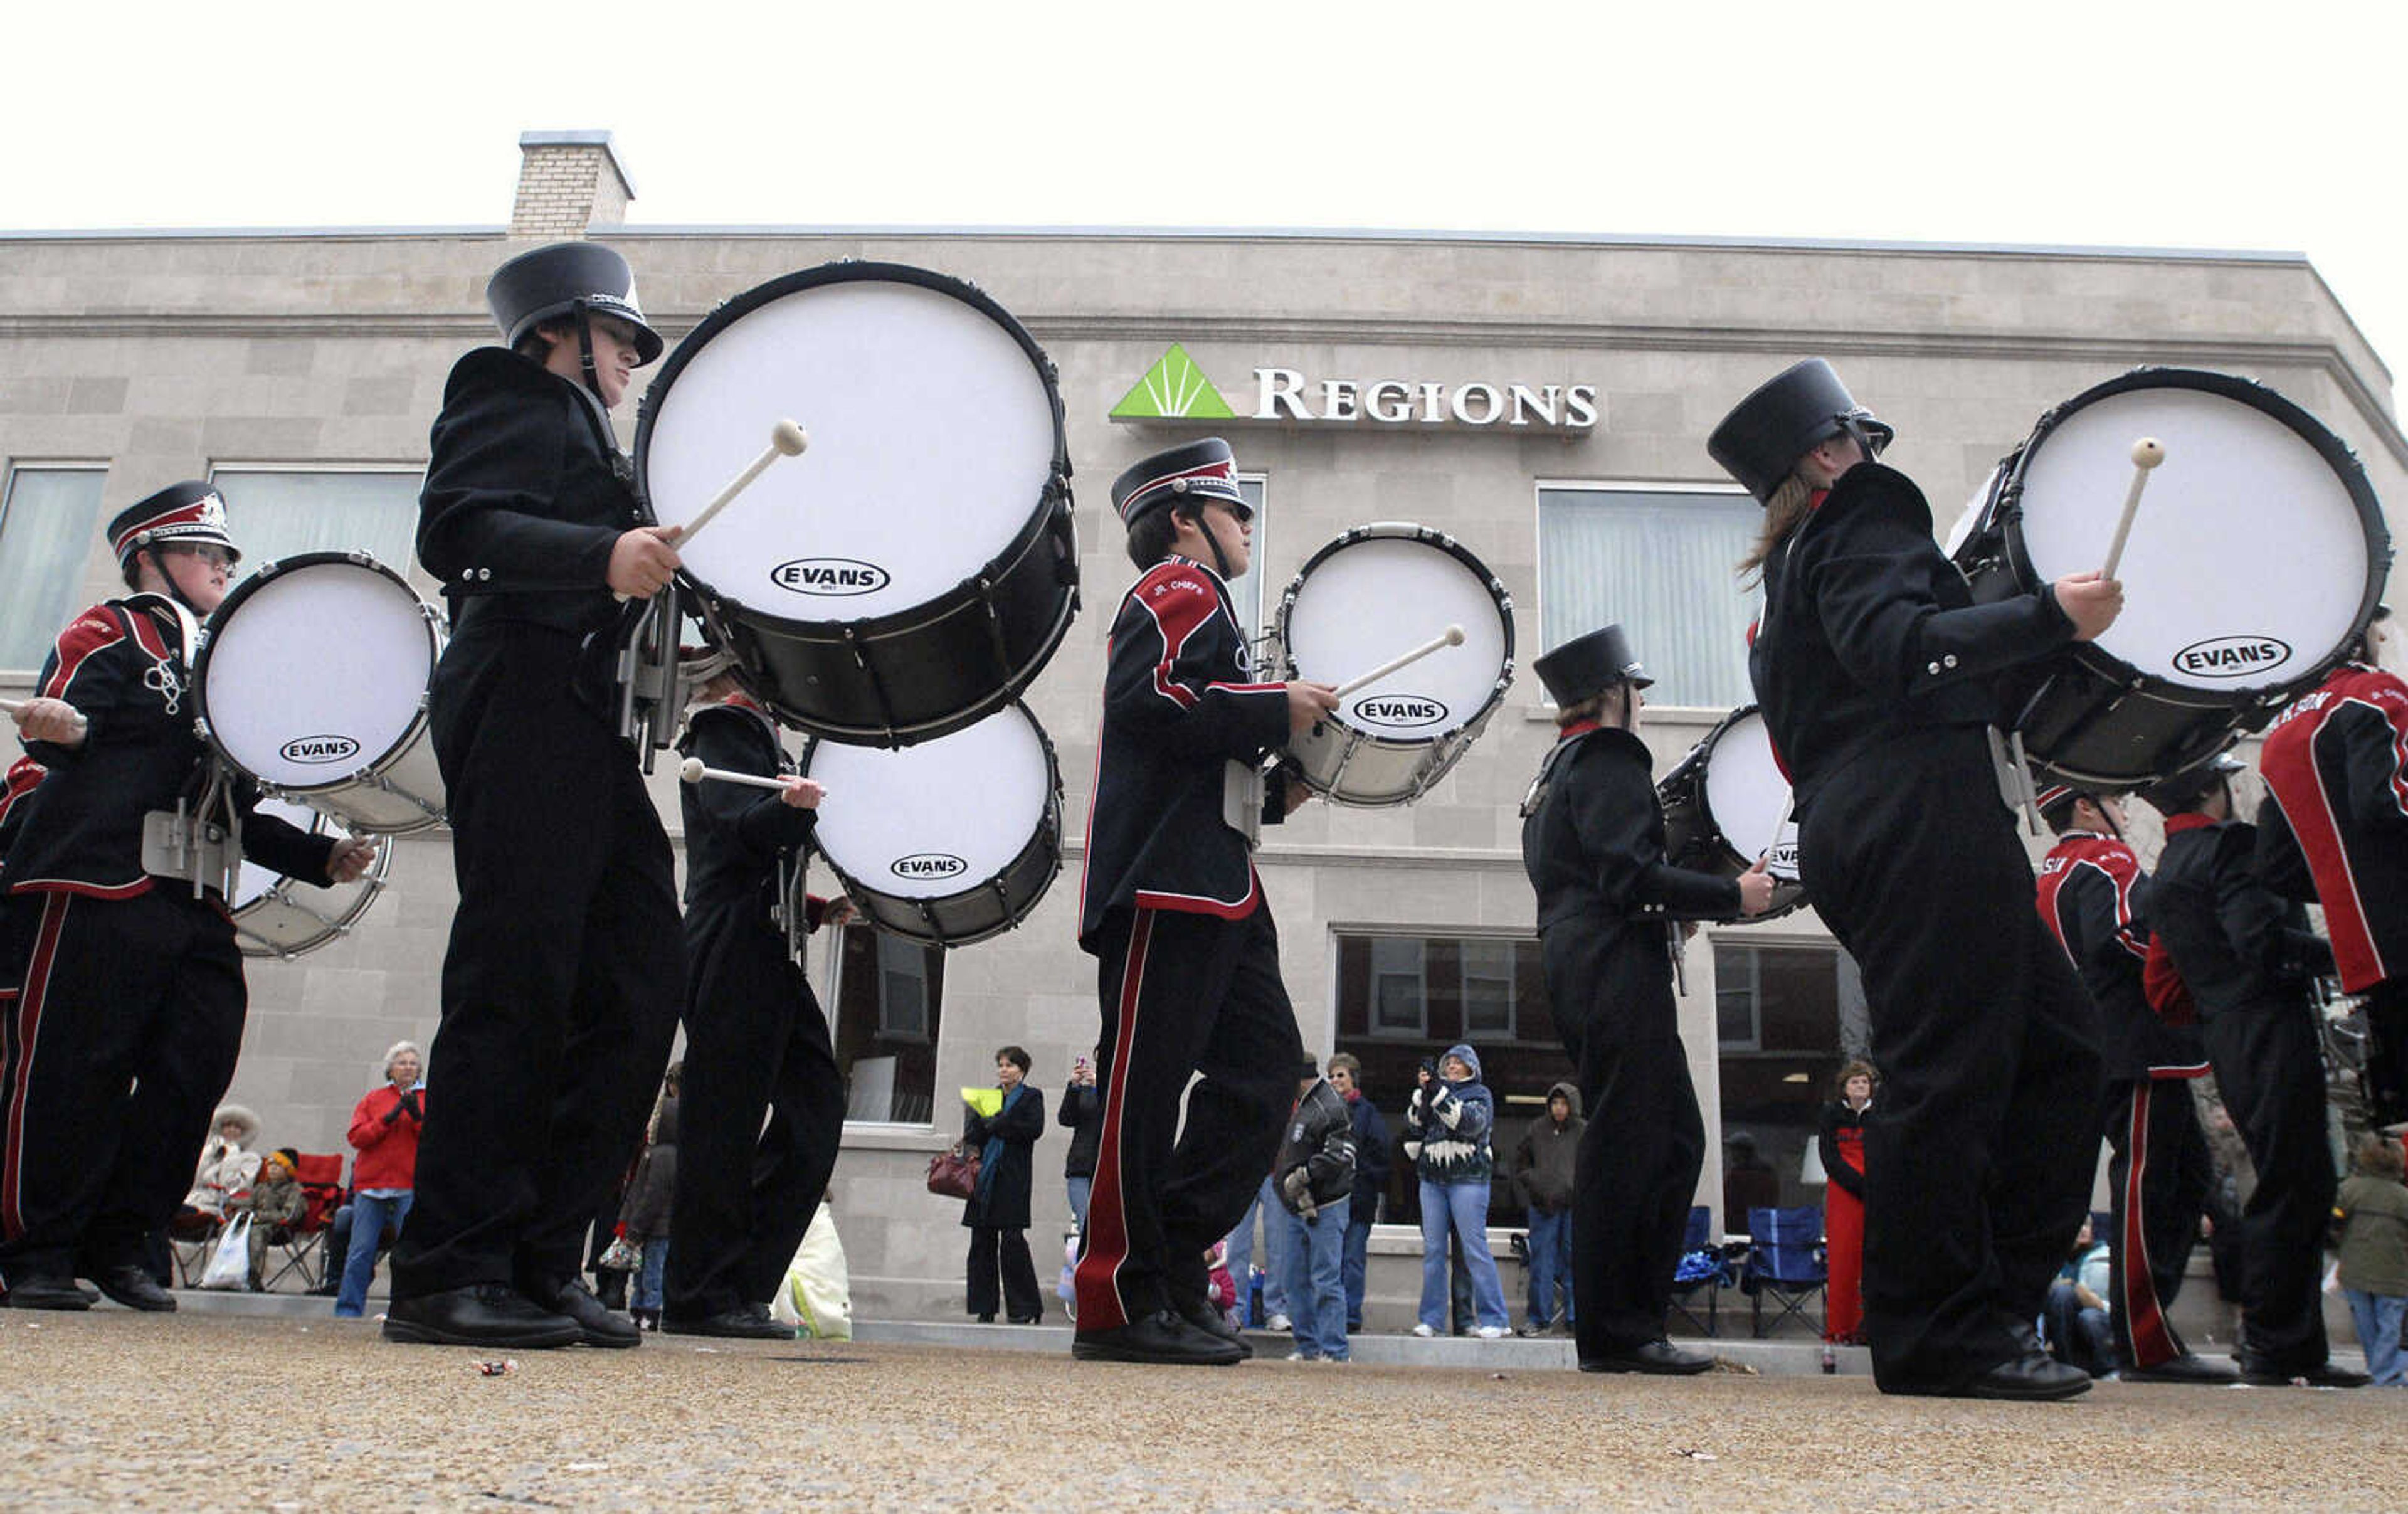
xmin=892 ymin=852 xmax=969 ymax=881
xmin=1766 ymin=840 xmax=1803 ymax=881
xmin=1352 ymin=694 xmax=1449 ymax=728
xmin=278 ymin=735 xmax=361 ymax=765
xmin=2173 ymin=635 xmax=2293 ymax=680
xmin=771 ymin=558 xmax=890 ymax=597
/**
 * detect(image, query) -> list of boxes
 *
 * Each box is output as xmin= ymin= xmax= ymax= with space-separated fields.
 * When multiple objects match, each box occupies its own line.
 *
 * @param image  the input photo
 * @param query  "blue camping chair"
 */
xmin=1742 ymin=1205 xmax=1827 ymax=1338
xmin=1669 ymin=1205 xmax=1735 ymax=1337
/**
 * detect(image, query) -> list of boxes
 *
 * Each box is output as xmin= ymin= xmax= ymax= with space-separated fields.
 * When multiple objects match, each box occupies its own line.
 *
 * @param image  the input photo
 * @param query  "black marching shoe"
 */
xmin=2119 ymin=1352 xmax=2241 ymax=1385
xmin=91 ymin=1263 xmax=176 ymax=1313
xmin=1958 ymin=1351 xmax=2093 ymax=1401
xmin=1 ymin=1273 xmax=93 ymax=1311
xmin=381 ymin=1284 xmax=584 ymax=1348
xmin=1073 ymin=1309 xmax=1247 ymax=1366
xmin=536 ymin=1278 xmax=640 ymax=1348
xmin=662 ymin=1302 xmax=793 ymax=1340
xmin=2238 ymin=1357 xmax=2370 ymax=1388
xmin=1170 ymin=1288 xmax=1252 ymax=1360
xmin=1580 ymin=1339 xmax=1714 ymax=1375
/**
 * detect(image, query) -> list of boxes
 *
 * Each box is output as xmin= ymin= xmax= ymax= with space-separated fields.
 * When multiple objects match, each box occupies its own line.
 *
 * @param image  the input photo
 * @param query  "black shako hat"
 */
xmin=108 ymin=480 xmax=241 ymax=569
xmin=1108 ymin=437 xmax=1246 ymax=531
xmin=1532 ymin=624 xmax=1652 ymax=707
xmin=2140 ymin=751 xmax=2246 ymax=816
xmin=485 ymin=241 xmax=663 ymax=364
xmin=1708 ymin=359 xmax=1896 ymax=504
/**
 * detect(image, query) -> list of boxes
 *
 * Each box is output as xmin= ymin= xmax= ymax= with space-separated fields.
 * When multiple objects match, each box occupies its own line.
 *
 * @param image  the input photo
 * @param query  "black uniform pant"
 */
xmin=392 ymin=627 xmax=684 ymax=1300
xmin=1540 ymin=922 xmax=1703 ymax=1359
xmin=2103 ymin=1075 xmax=2212 ymax=1369
xmin=1074 ymin=902 xmax=1309 ymax=1333
xmin=1798 ymin=729 xmax=2103 ymax=1391
xmin=0 ymin=887 xmax=245 ymax=1280
xmin=663 ymin=901 xmax=843 ymax=1321
xmin=968 ymin=1224 xmax=1042 ymax=1320
xmin=2200 ymin=993 xmax=2334 ymax=1372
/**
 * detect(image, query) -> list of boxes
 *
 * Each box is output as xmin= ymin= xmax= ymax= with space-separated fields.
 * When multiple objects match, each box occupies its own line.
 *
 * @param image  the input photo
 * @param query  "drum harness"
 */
xmin=127 ymin=595 xmax=244 ymax=901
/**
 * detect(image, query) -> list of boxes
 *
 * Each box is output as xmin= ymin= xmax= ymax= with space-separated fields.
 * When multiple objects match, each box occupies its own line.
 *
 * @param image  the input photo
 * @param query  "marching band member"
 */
xmin=1070 ymin=437 xmax=1336 ymax=1365
xmin=661 ymin=648 xmax=852 ymax=1338
xmin=2254 ymin=605 xmax=2408 ymax=1128
xmin=2141 ymin=755 xmax=2366 ymax=1387
xmin=1518 ymin=623 xmax=1773 ymax=1374
xmin=2032 ymin=781 xmax=2231 ymax=1383
xmin=1709 ymin=359 xmax=2120 ymax=1399
xmin=386 ymin=243 xmax=684 ymax=1350
xmin=0 ymin=484 xmax=372 ymax=1313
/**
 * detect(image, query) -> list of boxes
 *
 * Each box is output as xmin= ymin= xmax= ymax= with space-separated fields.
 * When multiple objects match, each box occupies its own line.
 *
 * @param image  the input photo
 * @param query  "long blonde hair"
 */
xmin=1739 ymin=472 xmax=1816 ymax=585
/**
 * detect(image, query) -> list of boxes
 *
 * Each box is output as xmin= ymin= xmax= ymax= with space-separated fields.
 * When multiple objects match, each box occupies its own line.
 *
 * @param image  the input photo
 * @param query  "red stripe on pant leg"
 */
xmin=1 ymin=893 xmax=71 ymax=1242
xmin=2120 ymin=1084 xmax=2178 ymax=1367
xmin=1074 ymin=911 xmax=1153 ymax=1334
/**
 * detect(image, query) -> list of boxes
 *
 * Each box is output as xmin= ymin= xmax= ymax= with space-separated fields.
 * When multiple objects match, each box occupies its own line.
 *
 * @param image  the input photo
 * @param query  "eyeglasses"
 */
xmin=1212 ymin=499 xmax=1255 ymax=526
xmin=169 ymin=544 xmax=235 ymax=571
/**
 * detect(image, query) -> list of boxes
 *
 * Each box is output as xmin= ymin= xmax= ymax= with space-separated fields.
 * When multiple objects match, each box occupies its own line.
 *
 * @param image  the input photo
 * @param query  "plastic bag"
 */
xmin=199 ymin=1214 xmax=253 ymax=1290
xmin=769 ymin=1203 xmax=851 ymax=1340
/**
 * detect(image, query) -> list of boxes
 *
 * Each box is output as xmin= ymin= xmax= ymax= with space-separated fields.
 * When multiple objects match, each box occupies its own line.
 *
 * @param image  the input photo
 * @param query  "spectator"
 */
xmin=226 ymin=1147 xmax=307 ymax=1291
xmin=1406 ymin=1044 xmax=1510 ymax=1339
xmin=1274 ymin=1078 xmax=1357 ymax=1362
xmin=620 ymin=1065 xmax=680 ymax=1331
xmin=1223 ymin=1180 xmax=1291 ymax=1331
xmin=2335 ymin=1136 xmax=2408 ymax=1388
xmin=1817 ymin=1061 xmax=1875 ymax=1346
xmin=336 ymin=1042 xmax=426 ymax=1319
xmin=1059 ymin=1049 xmax=1102 ymax=1230
xmin=1511 ymin=1081 xmax=1583 ymax=1336
xmin=963 ymin=1046 xmax=1045 ymax=1325
xmin=1204 ymin=1241 xmax=1242 ymax=1333
xmin=1721 ymin=1131 xmax=1780 ymax=1232
xmin=1326 ymin=1054 xmax=1389 ymax=1333
xmin=177 ymin=1104 xmax=263 ymax=1234
xmin=2043 ymin=1217 xmax=2115 ymax=1376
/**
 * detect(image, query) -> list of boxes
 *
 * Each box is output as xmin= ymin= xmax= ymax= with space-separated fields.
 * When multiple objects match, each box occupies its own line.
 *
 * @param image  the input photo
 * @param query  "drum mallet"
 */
xmin=2098 ymin=437 xmax=2166 ymax=580
xmin=678 ymin=756 xmax=824 ymax=798
xmin=1332 ymin=625 xmax=1466 ymax=699
xmin=0 ymin=696 xmax=87 ymax=736
xmin=618 ymin=419 xmax=810 ymax=602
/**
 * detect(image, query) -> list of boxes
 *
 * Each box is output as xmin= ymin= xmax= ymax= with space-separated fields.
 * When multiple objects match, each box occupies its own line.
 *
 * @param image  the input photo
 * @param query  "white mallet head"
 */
xmin=771 ymin=420 xmax=810 ymax=457
xmin=679 ymin=756 xmax=705 ymax=785
xmin=2131 ymin=437 xmax=2165 ymax=470
xmin=1443 ymin=624 xmax=1465 ymax=647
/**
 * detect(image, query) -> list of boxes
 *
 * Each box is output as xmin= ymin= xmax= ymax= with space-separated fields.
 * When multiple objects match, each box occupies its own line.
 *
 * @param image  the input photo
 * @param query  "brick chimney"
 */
xmin=509 ymin=130 xmax=636 ymax=240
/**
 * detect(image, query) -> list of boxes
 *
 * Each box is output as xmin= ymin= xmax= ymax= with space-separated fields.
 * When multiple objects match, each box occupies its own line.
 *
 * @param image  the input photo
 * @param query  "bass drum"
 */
xmin=1657 ymin=705 xmax=1807 ymax=923
xmin=635 ymin=262 xmax=1076 ymax=748
xmin=1272 ymin=524 xmax=1515 ymax=806
xmin=230 ymin=797 xmax=391 ymax=960
xmin=1953 ymin=368 xmax=2390 ymax=787
xmin=801 ymin=701 xmax=1062 ymax=946
xmin=192 ymin=553 xmax=446 ymax=833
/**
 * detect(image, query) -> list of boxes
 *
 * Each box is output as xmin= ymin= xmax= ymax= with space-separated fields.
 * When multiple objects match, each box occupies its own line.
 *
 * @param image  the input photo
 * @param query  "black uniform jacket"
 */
xmin=2255 ymin=660 xmax=2408 ymax=994
xmin=1077 ymin=554 xmax=1288 ymax=951
xmin=0 ymin=756 xmax=44 ymax=876
xmin=416 ymin=347 xmax=636 ymax=637
xmin=1746 ymin=463 xmax=2073 ymax=813
xmin=2150 ymin=813 xmax=2333 ymax=1019
xmin=9 ymin=596 xmax=332 ymax=899
xmin=2036 ymin=831 xmax=2207 ymax=1079
xmin=675 ymin=697 xmax=819 ymax=919
xmin=961 ymin=1086 xmax=1045 ymax=1231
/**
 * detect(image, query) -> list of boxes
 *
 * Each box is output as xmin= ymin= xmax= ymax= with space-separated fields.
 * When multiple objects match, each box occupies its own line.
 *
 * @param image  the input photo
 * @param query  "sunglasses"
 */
xmin=169 ymin=544 xmax=235 ymax=571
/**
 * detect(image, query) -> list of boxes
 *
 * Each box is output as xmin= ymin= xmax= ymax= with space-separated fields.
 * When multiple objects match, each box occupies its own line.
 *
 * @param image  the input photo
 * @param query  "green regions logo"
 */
xmin=1110 ymin=344 xmax=1237 ymax=420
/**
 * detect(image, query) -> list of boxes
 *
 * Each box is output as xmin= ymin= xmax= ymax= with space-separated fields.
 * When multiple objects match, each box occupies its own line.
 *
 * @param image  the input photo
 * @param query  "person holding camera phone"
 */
xmin=1060 ymin=1050 xmax=1102 ymax=1231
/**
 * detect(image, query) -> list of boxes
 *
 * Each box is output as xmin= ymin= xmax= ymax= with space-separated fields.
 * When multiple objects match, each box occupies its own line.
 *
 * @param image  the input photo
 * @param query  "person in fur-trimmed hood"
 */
xmin=1511 ymin=1082 xmax=1585 ymax=1334
xmin=1406 ymin=1044 xmax=1509 ymax=1337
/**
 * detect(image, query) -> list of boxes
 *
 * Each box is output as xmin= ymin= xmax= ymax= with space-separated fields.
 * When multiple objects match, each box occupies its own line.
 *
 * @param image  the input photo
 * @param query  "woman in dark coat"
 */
xmin=963 ymin=1045 xmax=1046 ymax=1323
xmin=1817 ymin=1059 xmax=1876 ymax=1345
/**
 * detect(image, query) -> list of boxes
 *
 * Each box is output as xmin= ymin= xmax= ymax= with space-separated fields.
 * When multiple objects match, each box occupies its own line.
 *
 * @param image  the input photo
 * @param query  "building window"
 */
xmin=1713 ymin=940 xmax=1862 ymax=1217
xmin=828 ymin=923 xmax=946 ymax=1125
xmin=1536 ymin=483 xmax=1758 ymax=709
xmin=1333 ymin=931 xmax=1570 ymax=1228
xmin=206 ymin=467 xmax=421 ymax=583
xmin=0 ymin=466 xmax=106 ymax=674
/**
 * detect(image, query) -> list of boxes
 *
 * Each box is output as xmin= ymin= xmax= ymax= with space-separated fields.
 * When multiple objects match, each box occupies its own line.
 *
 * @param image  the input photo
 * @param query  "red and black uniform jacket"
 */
xmin=2036 ymin=830 xmax=2207 ymax=1080
xmin=1077 ymin=554 xmax=1288 ymax=952
xmin=2254 ymin=661 xmax=2408 ymax=993
xmin=8 ymin=596 xmax=332 ymax=900
xmin=2148 ymin=813 xmax=2333 ymax=1019
xmin=0 ymin=755 xmax=45 ymax=878
xmin=675 ymin=696 xmax=824 ymax=924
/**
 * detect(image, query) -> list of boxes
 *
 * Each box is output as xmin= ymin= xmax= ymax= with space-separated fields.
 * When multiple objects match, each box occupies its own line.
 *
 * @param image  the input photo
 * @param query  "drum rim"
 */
xmin=231 ymin=811 xmax=394 ymax=960
xmin=797 ymin=698 xmax=1065 ymax=946
xmin=1981 ymin=365 xmax=2394 ymax=704
xmin=191 ymin=549 xmax=442 ymax=798
xmin=1656 ymin=701 xmax=1810 ymax=924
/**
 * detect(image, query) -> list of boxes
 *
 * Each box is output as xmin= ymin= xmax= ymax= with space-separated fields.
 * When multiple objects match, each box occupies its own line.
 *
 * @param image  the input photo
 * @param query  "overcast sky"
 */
xmin=12 ymin=2 xmax=2404 ymax=388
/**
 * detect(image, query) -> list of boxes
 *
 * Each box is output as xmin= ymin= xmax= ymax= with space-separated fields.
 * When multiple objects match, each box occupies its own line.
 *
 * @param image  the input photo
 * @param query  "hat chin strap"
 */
xmin=139 ymin=544 xmax=204 ymax=618
xmin=573 ymin=303 xmax=607 ymax=405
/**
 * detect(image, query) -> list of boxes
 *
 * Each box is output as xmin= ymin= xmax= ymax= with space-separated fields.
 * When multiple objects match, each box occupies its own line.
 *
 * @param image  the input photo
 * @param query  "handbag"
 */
xmin=596 ymin=1234 xmax=643 ymax=1273
xmin=926 ymin=1141 xmax=981 ymax=1201
xmin=199 ymin=1214 xmax=253 ymax=1291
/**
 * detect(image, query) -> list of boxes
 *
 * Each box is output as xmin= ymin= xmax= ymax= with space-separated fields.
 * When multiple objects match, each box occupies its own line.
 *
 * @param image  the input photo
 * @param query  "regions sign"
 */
xmin=1111 ymin=346 xmax=1596 ymax=433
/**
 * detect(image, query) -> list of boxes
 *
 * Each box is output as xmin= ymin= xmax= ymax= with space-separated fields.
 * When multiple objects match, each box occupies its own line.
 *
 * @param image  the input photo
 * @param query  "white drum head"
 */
xmin=805 ymin=703 xmax=1050 ymax=899
xmin=1701 ymin=710 xmax=1795 ymax=872
xmin=643 ymin=274 xmax=1060 ymax=621
xmin=2014 ymin=384 xmax=2373 ymax=691
xmin=200 ymin=559 xmax=435 ymax=789
xmin=230 ymin=796 xmax=323 ymax=911
xmin=1282 ymin=534 xmax=1510 ymax=741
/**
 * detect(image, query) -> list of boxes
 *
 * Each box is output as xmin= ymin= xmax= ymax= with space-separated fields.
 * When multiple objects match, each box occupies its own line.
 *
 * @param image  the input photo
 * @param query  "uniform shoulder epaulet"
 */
xmin=1810 ymin=462 xmax=1933 ymax=541
xmin=442 ymin=345 xmax=557 ymax=405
